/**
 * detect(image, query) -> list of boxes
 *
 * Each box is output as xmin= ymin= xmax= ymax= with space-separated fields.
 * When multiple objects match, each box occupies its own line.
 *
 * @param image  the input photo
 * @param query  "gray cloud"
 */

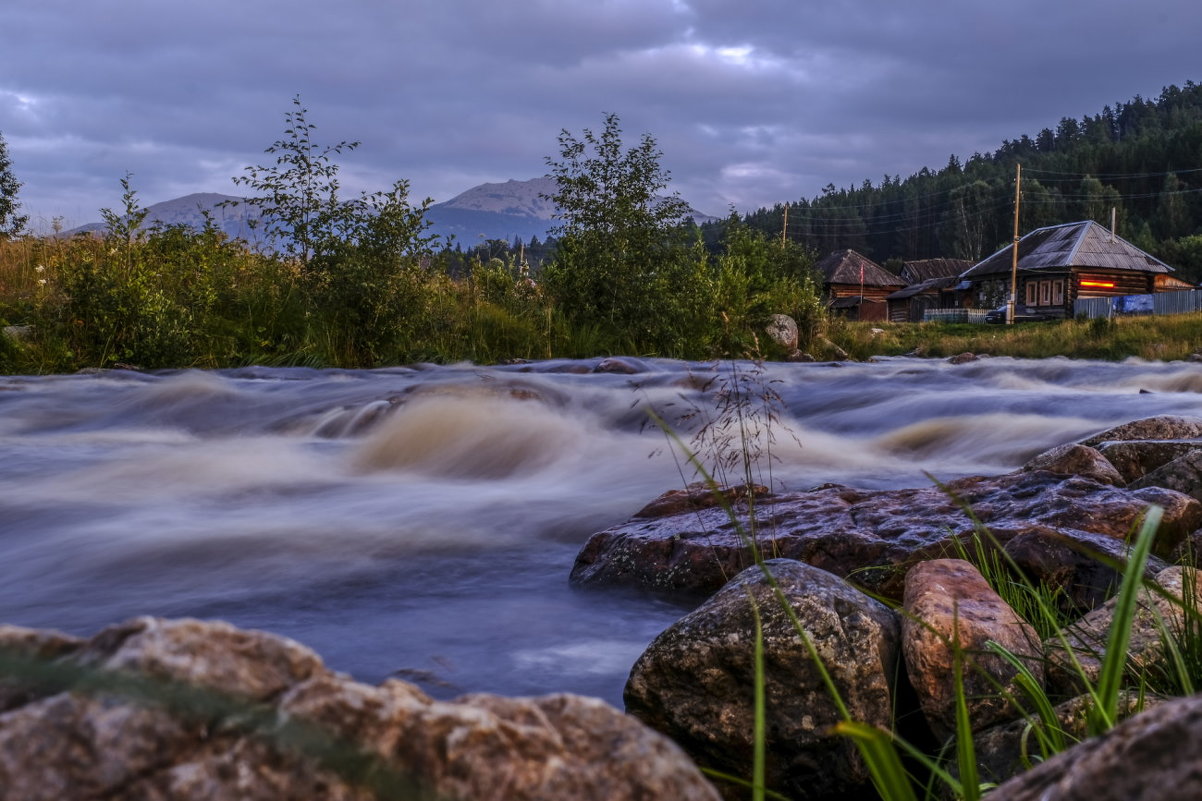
xmin=1 ymin=0 xmax=1198 ymax=229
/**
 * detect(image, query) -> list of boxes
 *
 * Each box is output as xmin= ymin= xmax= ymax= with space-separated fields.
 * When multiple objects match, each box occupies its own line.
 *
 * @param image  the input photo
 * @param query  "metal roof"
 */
xmin=961 ymin=220 xmax=1173 ymax=279
xmin=901 ymin=258 xmax=972 ymax=283
xmin=815 ymin=249 xmax=905 ymax=287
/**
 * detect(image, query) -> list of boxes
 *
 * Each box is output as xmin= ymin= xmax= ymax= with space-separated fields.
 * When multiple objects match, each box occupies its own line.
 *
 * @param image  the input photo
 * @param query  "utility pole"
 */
xmin=1007 ymin=163 xmax=1022 ymax=325
xmin=781 ymin=205 xmax=788 ymax=247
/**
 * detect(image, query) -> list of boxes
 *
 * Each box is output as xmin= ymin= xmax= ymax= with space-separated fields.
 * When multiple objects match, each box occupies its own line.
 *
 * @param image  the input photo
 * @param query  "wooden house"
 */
xmin=815 ymin=249 xmax=905 ymax=322
xmin=959 ymin=220 xmax=1179 ymax=318
xmin=887 ymin=259 xmax=972 ymax=322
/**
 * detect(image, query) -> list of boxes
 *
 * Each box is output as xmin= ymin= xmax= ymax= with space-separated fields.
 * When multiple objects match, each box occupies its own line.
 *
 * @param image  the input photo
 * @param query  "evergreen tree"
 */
xmin=0 ymin=131 xmax=28 ymax=239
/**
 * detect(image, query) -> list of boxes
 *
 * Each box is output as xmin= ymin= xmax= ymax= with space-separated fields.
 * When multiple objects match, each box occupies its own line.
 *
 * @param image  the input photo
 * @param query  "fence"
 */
xmin=922 ymin=308 xmax=990 ymax=323
xmin=1074 ymin=289 xmax=1202 ymax=319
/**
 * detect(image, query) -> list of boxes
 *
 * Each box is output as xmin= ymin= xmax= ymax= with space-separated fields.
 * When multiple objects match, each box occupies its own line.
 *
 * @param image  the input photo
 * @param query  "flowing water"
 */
xmin=2 ymin=356 xmax=1201 ymax=706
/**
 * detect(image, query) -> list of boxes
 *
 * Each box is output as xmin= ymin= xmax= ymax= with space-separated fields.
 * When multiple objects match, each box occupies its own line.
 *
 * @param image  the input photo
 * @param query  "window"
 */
xmin=1039 ymin=281 xmax=1052 ymax=306
xmin=1025 ymin=281 xmax=1038 ymax=306
xmin=1052 ymin=279 xmax=1065 ymax=305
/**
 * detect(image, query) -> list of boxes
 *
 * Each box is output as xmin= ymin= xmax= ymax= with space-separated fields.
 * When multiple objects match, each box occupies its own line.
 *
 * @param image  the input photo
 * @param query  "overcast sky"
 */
xmin=2 ymin=0 xmax=1199 ymax=230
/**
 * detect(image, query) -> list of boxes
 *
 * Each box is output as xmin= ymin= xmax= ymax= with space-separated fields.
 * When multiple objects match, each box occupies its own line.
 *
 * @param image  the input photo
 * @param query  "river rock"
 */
xmin=989 ymin=693 xmax=1202 ymax=801
xmin=1078 ymin=415 xmax=1202 ymax=448
xmin=765 ymin=314 xmax=799 ymax=351
xmin=1021 ymin=443 xmax=1124 ymax=486
xmin=1002 ymin=527 xmax=1169 ymax=615
xmin=902 ymin=559 xmax=1044 ymax=741
xmin=0 ymin=617 xmax=720 ymax=801
xmin=1093 ymin=440 xmax=1202 ymax=483
xmin=625 ymin=559 xmax=899 ymax=801
xmin=594 ymin=356 xmax=649 ymax=374
xmin=1045 ymin=565 xmax=1202 ymax=696
xmin=1130 ymin=448 xmax=1202 ymax=500
xmin=633 ymin=482 xmax=771 ymax=519
xmin=570 ymin=471 xmax=1200 ymax=600
xmin=948 ymin=352 xmax=979 ymax=364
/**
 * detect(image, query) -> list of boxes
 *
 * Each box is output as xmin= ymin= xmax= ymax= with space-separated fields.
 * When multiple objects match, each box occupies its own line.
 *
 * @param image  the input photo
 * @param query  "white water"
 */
xmin=2 ymin=356 xmax=1201 ymax=704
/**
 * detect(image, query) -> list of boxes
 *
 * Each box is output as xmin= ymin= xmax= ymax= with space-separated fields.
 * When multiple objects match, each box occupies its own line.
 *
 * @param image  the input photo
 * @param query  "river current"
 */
xmin=3 ymin=356 xmax=1201 ymax=705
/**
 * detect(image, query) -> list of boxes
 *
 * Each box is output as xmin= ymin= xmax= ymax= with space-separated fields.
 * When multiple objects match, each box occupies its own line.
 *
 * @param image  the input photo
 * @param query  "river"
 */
xmin=2 ymin=356 xmax=1200 ymax=705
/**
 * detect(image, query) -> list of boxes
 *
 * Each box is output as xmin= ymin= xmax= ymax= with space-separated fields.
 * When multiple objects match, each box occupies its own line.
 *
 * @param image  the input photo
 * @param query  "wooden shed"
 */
xmin=815 ymin=249 xmax=905 ymax=322
xmin=959 ymin=220 xmax=1177 ymax=318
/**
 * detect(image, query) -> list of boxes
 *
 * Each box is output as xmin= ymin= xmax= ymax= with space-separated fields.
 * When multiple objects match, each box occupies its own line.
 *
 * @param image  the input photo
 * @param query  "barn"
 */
xmin=814 ymin=249 xmax=905 ymax=322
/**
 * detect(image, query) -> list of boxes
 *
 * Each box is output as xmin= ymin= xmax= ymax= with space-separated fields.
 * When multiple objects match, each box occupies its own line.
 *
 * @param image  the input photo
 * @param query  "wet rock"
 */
xmin=901 ymin=560 xmax=1044 ymax=741
xmin=0 ymin=617 xmax=720 ymax=801
xmin=990 ymin=693 xmax=1202 ymax=801
xmin=971 ymin=691 xmax=1159 ymax=788
xmin=765 ymin=314 xmax=799 ymax=351
xmin=625 ymin=559 xmax=899 ymax=801
xmin=1021 ymin=443 xmax=1124 ymax=486
xmin=1003 ymin=527 xmax=1169 ymax=615
xmin=1078 ymin=415 xmax=1202 ymax=448
xmin=1130 ymin=448 xmax=1202 ymax=500
xmin=948 ymin=352 xmax=979 ymax=364
xmin=1045 ymin=565 xmax=1202 ymax=696
xmin=633 ymin=482 xmax=771 ymax=519
xmin=786 ymin=350 xmax=816 ymax=362
xmin=1093 ymin=440 xmax=1202 ymax=483
xmin=570 ymin=471 xmax=1201 ymax=600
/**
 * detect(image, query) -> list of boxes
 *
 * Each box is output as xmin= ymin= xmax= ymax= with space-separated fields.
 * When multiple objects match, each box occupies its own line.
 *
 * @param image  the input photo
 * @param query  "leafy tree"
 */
xmin=542 ymin=113 xmax=705 ymax=352
xmin=0 ymin=131 xmax=28 ymax=239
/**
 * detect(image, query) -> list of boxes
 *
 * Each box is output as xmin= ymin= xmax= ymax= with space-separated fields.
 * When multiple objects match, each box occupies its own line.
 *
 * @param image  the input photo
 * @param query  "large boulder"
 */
xmin=625 ymin=559 xmax=900 ymax=801
xmin=571 ymin=471 xmax=1201 ymax=600
xmin=901 ymin=559 xmax=1044 ymax=741
xmin=1094 ymin=440 xmax=1202 ymax=484
xmin=1130 ymin=449 xmax=1202 ymax=500
xmin=764 ymin=314 xmax=799 ymax=351
xmin=1021 ymin=443 xmax=1124 ymax=486
xmin=1078 ymin=415 xmax=1202 ymax=448
xmin=989 ymin=693 xmax=1202 ymax=801
xmin=0 ymin=618 xmax=721 ymax=801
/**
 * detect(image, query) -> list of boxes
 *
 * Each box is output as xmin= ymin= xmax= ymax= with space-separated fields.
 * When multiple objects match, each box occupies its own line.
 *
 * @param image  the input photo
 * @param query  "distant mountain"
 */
xmin=65 ymin=178 xmax=717 ymax=247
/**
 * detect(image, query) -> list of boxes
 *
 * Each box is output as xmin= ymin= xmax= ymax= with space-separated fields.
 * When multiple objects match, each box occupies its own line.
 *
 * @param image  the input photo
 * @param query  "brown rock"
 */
xmin=990 ymin=693 xmax=1202 ymax=801
xmin=1130 ymin=448 xmax=1202 ymax=500
xmin=1021 ymin=443 xmax=1124 ymax=486
xmin=625 ymin=559 xmax=899 ymax=801
xmin=1078 ymin=415 xmax=1202 ymax=448
xmin=570 ymin=471 xmax=1201 ymax=600
xmin=633 ymin=482 xmax=771 ymax=519
xmin=901 ymin=559 xmax=1044 ymax=741
xmin=0 ymin=618 xmax=720 ymax=801
xmin=1094 ymin=439 xmax=1202 ymax=483
xmin=948 ymin=352 xmax=979 ymax=364
xmin=1045 ymin=565 xmax=1202 ymax=696
xmin=594 ymin=357 xmax=649 ymax=374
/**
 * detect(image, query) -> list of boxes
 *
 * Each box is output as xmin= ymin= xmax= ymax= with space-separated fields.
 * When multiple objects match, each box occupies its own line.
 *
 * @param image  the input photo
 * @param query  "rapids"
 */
xmin=2 ymin=356 xmax=1201 ymax=705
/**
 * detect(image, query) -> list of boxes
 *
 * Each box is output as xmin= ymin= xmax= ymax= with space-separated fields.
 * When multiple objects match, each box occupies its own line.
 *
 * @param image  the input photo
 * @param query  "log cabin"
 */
xmin=815 ymin=249 xmax=905 ymax=322
xmin=886 ymin=258 xmax=972 ymax=322
xmin=959 ymin=220 xmax=1181 ymax=318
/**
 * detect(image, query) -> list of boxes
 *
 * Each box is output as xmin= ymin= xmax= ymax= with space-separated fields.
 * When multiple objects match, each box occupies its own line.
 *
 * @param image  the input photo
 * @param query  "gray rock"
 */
xmin=765 ymin=314 xmax=799 ymax=351
xmin=989 ymin=693 xmax=1202 ymax=801
xmin=625 ymin=559 xmax=900 ymax=801
xmin=902 ymin=560 xmax=1044 ymax=741
xmin=0 ymin=617 xmax=721 ymax=801
xmin=1021 ymin=443 xmax=1124 ymax=486
xmin=1078 ymin=415 xmax=1202 ymax=448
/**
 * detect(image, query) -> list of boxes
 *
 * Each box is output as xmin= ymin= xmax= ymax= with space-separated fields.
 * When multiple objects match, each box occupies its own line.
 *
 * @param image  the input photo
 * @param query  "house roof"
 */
xmin=886 ymin=275 xmax=960 ymax=301
xmin=961 ymin=220 xmax=1173 ymax=280
xmin=901 ymin=258 xmax=972 ymax=284
xmin=815 ymin=249 xmax=905 ymax=288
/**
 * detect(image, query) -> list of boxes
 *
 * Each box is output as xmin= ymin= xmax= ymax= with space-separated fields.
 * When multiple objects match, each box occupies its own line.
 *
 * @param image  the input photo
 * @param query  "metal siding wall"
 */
xmin=1074 ymin=290 xmax=1202 ymax=318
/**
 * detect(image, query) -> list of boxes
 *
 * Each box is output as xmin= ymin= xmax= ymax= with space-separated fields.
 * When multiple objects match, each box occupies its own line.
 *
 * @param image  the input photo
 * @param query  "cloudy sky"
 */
xmin=2 ymin=1 xmax=1199 ymax=230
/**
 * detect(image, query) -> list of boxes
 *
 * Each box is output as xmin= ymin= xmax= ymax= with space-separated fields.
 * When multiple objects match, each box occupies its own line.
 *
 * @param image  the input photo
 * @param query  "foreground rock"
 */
xmin=571 ymin=470 xmax=1200 ymax=600
xmin=625 ymin=560 xmax=899 ymax=801
xmin=0 ymin=617 xmax=720 ymax=801
xmin=990 ymin=693 xmax=1202 ymax=800
xmin=901 ymin=559 xmax=1044 ymax=741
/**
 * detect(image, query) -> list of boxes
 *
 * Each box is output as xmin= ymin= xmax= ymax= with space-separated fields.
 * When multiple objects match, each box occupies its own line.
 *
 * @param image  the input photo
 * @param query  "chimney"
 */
xmin=1110 ymin=207 xmax=1116 ymax=242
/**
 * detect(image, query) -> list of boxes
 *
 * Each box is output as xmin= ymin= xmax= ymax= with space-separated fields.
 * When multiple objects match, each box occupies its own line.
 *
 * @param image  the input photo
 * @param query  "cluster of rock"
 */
xmin=0 ymin=617 xmax=720 ymax=801
xmin=580 ymin=415 xmax=1202 ymax=799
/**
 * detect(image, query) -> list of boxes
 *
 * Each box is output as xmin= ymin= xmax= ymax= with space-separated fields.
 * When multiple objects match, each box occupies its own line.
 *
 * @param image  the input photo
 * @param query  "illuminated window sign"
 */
xmin=1079 ymin=280 xmax=1116 ymax=288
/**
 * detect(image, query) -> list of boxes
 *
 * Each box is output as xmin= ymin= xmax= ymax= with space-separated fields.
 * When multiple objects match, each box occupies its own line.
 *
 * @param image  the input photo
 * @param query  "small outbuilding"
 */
xmin=815 ymin=249 xmax=905 ymax=322
xmin=959 ymin=220 xmax=1179 ymax=318
xmin=887 ymin=259 xmax=973 ymax=322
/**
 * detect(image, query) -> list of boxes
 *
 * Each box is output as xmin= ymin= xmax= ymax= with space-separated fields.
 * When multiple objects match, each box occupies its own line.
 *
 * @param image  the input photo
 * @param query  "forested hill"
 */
xmin=734 ymin=81 xmax=1202 ymax=281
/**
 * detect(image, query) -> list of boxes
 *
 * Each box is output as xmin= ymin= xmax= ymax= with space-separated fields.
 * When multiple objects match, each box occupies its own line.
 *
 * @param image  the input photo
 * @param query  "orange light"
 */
xmin=1079 ymin=280 xmax=1115 ymax=288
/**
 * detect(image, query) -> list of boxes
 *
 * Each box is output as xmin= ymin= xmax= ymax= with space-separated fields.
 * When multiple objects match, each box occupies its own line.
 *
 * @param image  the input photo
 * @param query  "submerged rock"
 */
xmin=0 ymin=617 xmax=720 ymax=801
xmin=625 ymin=559 xmax=899 ymax=801
xmin=570 ymin=471 xmax=1200 ymax=600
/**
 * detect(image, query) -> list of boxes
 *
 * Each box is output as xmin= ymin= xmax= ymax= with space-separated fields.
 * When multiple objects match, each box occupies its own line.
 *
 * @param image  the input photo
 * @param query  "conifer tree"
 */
xmin=0 ymin=131 xmax=28 ymax=239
